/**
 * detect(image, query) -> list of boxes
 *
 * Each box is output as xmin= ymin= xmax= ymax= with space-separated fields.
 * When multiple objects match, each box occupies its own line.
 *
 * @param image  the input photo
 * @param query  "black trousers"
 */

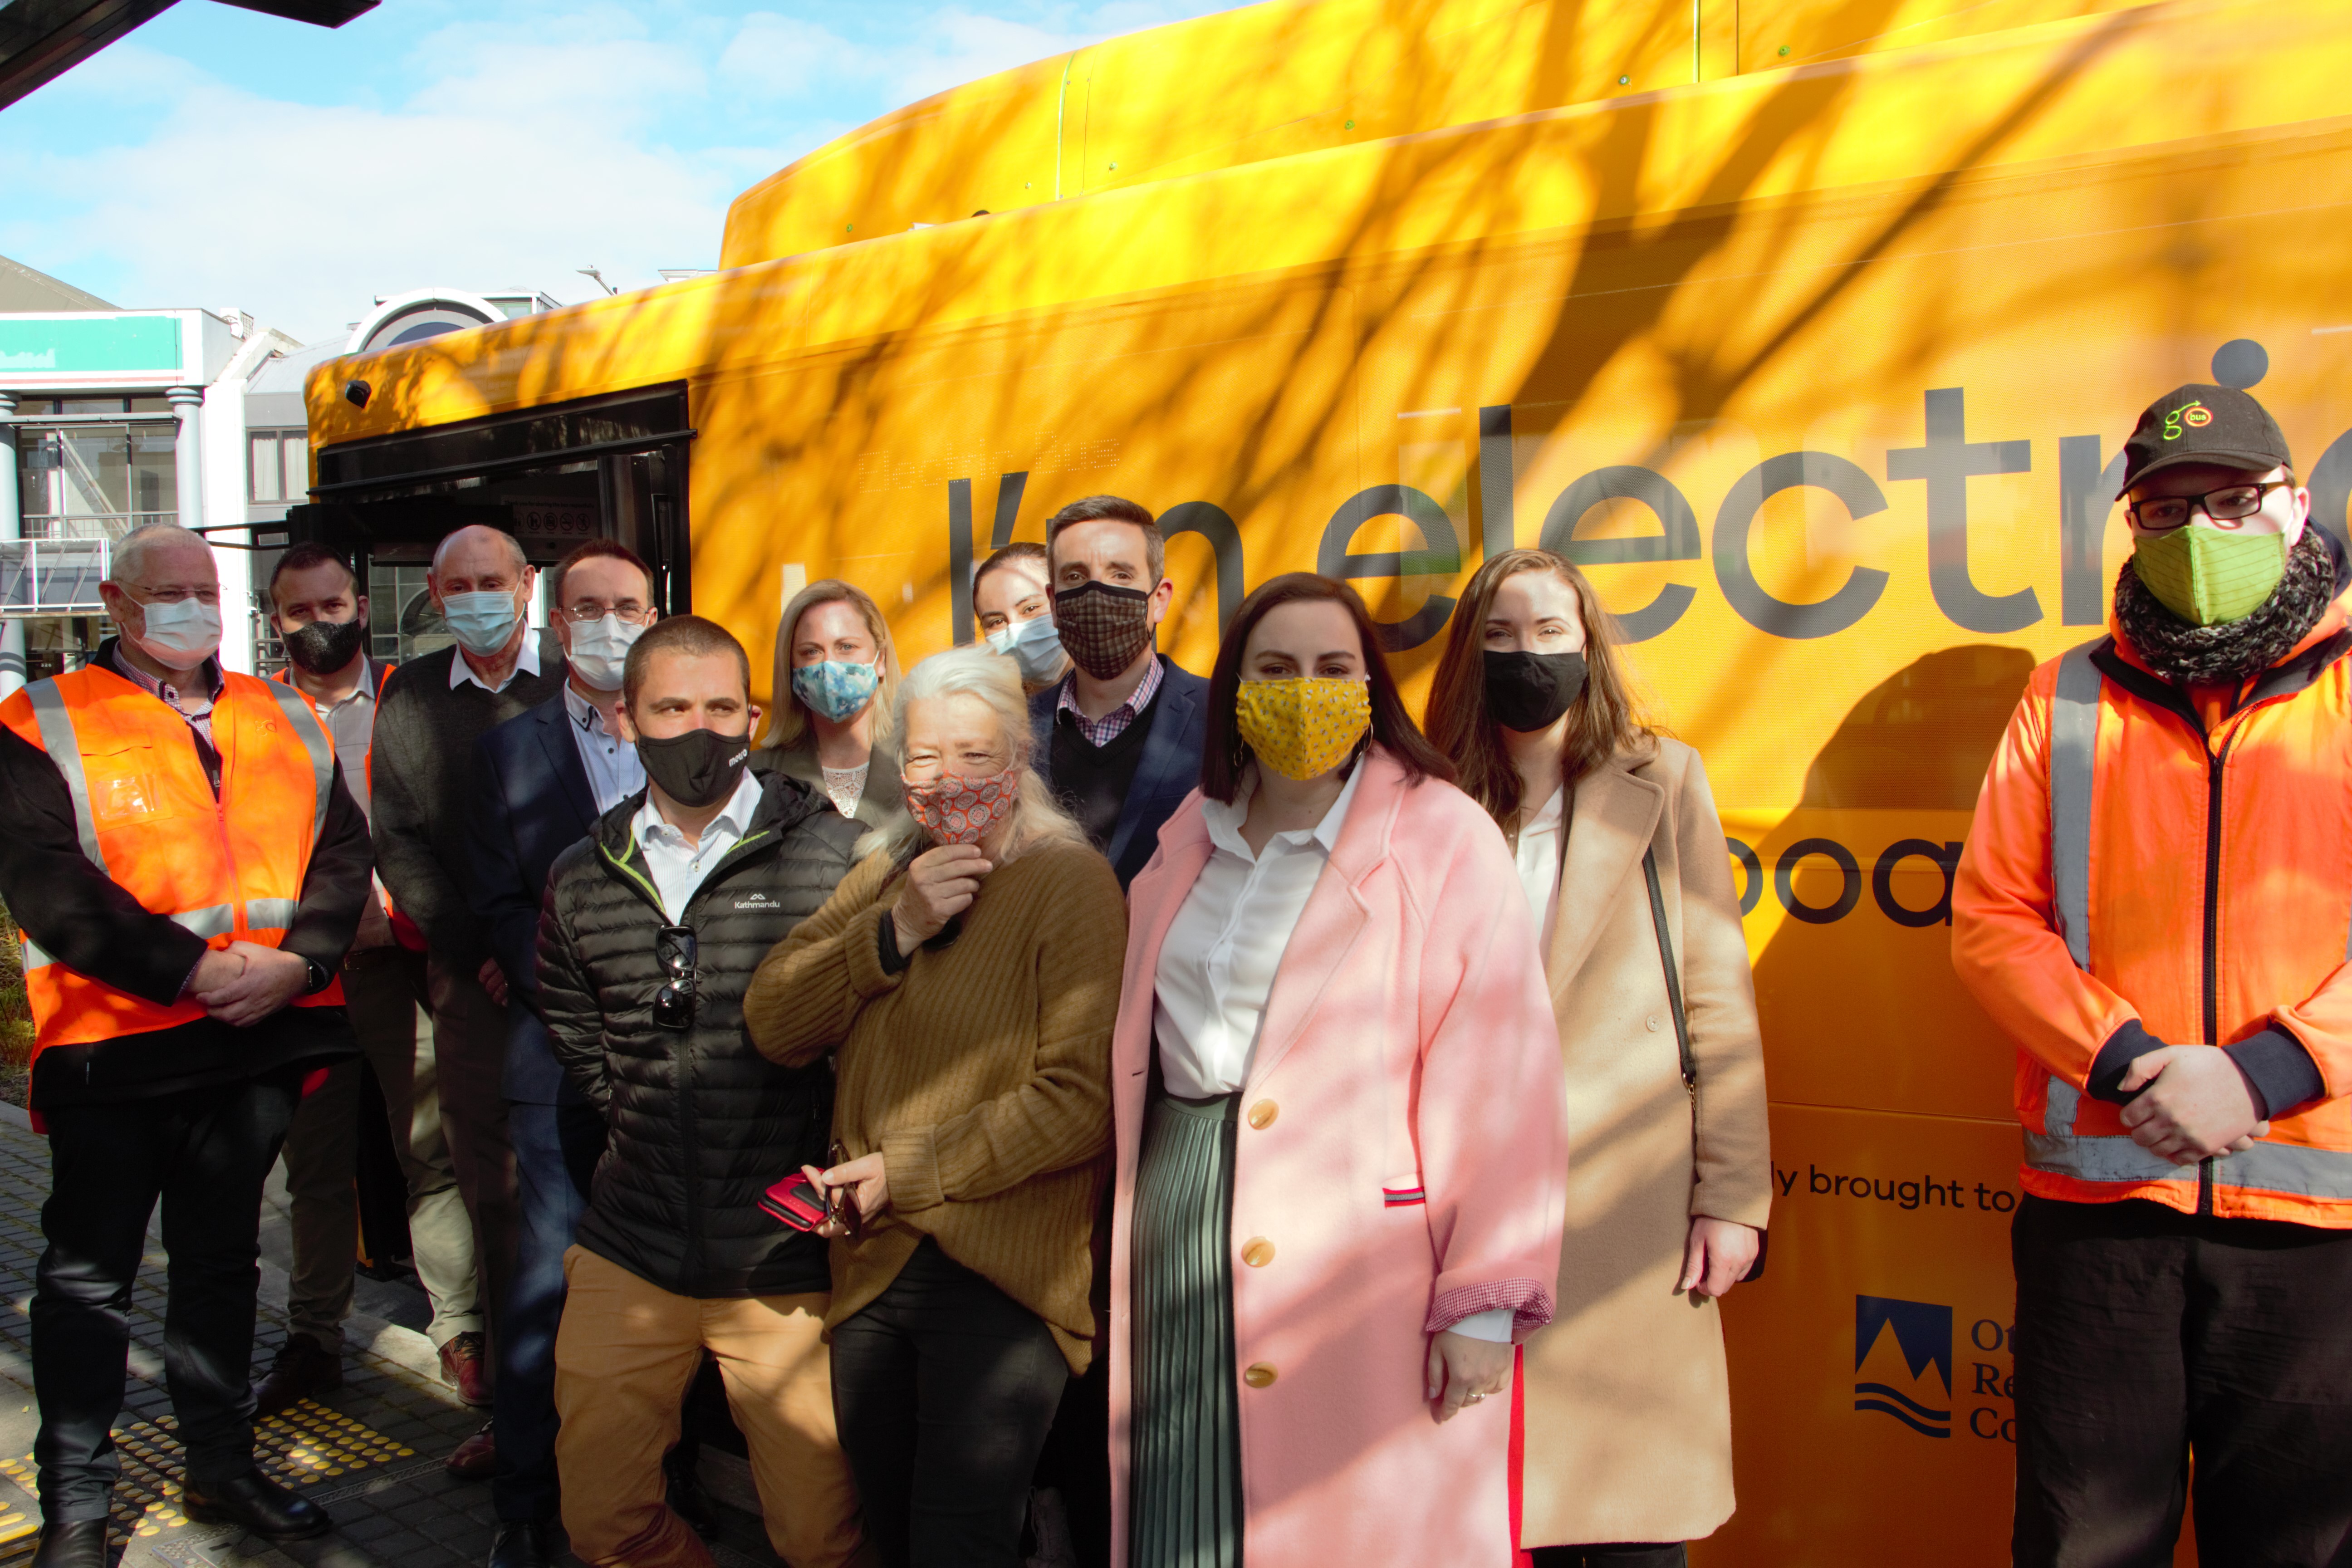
xmin=1529 ymin=1546 xmax=1687 ymax=1567
xmin=2012 ymin=1195 xmax=2352 ymax=1568
xmin=32 ymin=1069 xmax=304 ymax=1521
xmin=831 ymin=1238 xmax=1069 ymax=1568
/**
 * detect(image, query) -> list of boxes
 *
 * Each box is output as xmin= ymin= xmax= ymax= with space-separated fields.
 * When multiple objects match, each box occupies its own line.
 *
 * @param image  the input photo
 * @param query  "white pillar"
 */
xmin=167 ymin=385 xmax=203 ymax=534
xmin=0 ymin=392 xmax=21 ymax=700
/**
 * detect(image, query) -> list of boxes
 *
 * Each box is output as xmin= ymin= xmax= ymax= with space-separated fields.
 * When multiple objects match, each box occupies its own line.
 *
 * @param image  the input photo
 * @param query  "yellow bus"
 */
xmin=297 ymin=0 xmax=2352 ymax=1558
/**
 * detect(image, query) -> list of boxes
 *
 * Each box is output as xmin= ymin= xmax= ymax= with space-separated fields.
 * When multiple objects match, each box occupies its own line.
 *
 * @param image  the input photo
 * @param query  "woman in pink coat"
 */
xmin=1107 ymin=572 xmax=1569 ymax=1568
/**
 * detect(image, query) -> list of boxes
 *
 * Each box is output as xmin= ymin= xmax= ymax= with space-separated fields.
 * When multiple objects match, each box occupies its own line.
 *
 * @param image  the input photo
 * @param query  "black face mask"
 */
xmin=282 ymin=617 xmax=365 ymax=675
xmin=637 ymin=726 xmax=752 ymax=809
xmin=1483 ymin=650 xmax=1588 ymax=732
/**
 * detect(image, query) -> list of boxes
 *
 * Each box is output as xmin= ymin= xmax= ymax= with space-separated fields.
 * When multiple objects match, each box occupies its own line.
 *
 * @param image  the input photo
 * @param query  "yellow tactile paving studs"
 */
xmin=0 ymin=1401 xmax=412 ymax=1552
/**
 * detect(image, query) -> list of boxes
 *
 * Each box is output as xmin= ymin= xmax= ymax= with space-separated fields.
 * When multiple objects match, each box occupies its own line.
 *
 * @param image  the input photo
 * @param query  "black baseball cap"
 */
xmin=2116 ymin=383 xmax=2293 ymax=499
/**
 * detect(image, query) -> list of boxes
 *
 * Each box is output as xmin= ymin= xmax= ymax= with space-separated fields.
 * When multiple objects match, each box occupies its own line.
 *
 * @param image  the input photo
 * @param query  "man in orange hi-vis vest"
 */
xmin=1953 ymin=385 xmax=2352 ymax=1567
xmin=0 ymin=526 xmax=374 ymax=1568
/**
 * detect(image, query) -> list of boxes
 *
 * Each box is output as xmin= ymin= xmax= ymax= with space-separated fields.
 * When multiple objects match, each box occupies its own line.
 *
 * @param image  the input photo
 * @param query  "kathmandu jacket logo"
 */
xmin=2163 ymin=401 xmax=2211 ymax=440
xmin=733 ymin=892 xmax=781 ymax=911
xmin=1854 ymin=1295 xmax=1952 ymax=1438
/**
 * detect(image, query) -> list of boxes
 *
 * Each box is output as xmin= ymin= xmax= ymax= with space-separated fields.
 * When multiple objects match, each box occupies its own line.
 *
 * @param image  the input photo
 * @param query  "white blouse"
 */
xmin=820 ymin=762 xmax=869 ymax=821
xmin=1151 ymin=762 xmax=1365 ymax=1098
xmin=1513 ymin=784 xmax=1566 ymax=949
xmin=1152 ymin=763 xmax=1511 ymax=1343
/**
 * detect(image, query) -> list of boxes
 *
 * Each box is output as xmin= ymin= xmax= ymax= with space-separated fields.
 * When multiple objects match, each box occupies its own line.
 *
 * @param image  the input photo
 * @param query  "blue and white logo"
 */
xmin=1853 ymin=1295 xmax=1952 ymax=1439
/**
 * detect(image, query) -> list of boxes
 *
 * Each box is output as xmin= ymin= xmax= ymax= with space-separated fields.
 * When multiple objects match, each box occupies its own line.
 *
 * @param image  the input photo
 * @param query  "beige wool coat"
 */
xmin=1519 ymin=738 xmax=1773 ymax=1548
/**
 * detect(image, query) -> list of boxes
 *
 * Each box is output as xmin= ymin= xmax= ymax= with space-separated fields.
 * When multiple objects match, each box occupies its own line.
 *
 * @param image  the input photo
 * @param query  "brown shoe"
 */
xmin=440 ymin=1331 xmax=492 ymax=1407
xmin=254 ymin=1334 xmax=342 ymax=1416
xmin=445 ymin=1419 xmax=496 ymax=1482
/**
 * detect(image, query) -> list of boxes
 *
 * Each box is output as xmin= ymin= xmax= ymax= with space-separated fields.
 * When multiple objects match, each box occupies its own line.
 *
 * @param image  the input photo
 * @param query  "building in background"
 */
xmin=2 ymin=262 xmax=563 ymax=691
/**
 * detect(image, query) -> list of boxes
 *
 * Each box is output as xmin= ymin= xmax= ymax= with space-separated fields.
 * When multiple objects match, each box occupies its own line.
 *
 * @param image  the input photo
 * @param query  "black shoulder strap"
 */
xmin=1642 ymin=848 xmax=1695 ymax=1088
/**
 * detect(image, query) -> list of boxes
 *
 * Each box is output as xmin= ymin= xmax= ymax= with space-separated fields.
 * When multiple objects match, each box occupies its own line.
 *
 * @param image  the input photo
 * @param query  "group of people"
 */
xmin=0 ymin=377 xmax=2345 ymax=1568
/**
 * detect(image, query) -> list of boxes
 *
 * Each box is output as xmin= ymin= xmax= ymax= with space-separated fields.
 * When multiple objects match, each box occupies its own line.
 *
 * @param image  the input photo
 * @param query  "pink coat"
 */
xmin=1107 ymin=748 xmax=1569 ymax=1568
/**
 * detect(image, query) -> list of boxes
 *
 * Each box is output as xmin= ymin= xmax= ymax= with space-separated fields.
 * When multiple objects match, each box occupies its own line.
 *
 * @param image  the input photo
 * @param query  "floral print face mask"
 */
xmin=791 ymin=658 xmax=881 ymax=723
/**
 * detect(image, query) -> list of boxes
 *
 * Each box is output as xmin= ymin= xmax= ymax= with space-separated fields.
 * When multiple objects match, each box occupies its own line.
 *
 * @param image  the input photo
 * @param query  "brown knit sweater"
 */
xmin=743 ymin=837 xmax=1125 ymax=1371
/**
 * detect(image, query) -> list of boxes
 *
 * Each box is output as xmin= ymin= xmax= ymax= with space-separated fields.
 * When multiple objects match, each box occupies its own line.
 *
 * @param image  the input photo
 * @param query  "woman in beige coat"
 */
xmin=1426 ymin=548 xmax=1773 ymax=1568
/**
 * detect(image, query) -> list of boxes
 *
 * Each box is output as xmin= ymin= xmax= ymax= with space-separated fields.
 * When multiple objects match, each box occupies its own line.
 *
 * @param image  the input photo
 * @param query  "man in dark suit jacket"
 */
xmin=1022 ymin=496 xmax=1209 ymax=1568
xmin=1027 ymin=495 xmax=1209 ymax=893
xmin=464 ymin=540 xmax=662 ymax=1568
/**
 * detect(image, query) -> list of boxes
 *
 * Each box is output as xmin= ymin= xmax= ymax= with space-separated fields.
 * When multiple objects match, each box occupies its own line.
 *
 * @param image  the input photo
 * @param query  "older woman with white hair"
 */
xmin=745 ymin=646 xmax=1126 ymax=1568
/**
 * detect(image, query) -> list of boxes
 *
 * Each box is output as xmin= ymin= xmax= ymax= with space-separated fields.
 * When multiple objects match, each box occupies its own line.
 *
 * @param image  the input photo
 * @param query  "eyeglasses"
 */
xmin=653 ymin=925 xmax=696 ymax=1031
xmin=128 ymin=585 xmax=221 ymax=606
xmin=2127 ymin=481 xmax=2292 ymax=532
xmin=560 ymin=602 xmax=654 ymax=625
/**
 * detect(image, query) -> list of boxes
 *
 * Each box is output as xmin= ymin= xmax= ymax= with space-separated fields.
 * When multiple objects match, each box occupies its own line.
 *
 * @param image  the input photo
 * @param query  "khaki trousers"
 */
xmin=554 ymin=1246 xmax=864 ymax=1568
xmin=426 ymin=954 xmax=519 ymax=1351
xmin=279 ymin=946 xmax=482 ymax=1349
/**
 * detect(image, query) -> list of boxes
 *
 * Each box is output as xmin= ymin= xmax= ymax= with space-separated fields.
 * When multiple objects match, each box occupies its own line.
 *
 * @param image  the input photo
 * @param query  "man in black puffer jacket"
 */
xmin=535 ymin=617 xmax=867 ymax=1568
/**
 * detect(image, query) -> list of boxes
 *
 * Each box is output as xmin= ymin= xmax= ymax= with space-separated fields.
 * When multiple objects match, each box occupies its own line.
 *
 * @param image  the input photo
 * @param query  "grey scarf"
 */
xmin=2112 ymin=525 xmax=2335 ymax=688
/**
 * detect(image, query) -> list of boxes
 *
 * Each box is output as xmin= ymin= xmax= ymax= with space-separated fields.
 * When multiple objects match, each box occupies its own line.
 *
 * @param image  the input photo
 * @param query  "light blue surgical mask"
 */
xmin=565 ymin=613 xmax=645 ymax=692
xmin=440 ymin=589 xmax=521 ymax=657
xmin=792 ymin=658 xmax=880 ymax=723
xmin=986 ymin=613 xmax=1067 ymax=684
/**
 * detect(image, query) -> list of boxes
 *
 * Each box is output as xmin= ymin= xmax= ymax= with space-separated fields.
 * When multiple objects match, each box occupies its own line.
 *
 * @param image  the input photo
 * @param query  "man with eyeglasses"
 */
xmin=534 ymin=616 xmax=866 ymax=1568
xmin=1954 ymin=384 xmax=2352 ymax=1566
xmin=0 ymin=525 xmax=374 ymax=1567
xmin=463 ymin=539 xmax=665 ymax=1568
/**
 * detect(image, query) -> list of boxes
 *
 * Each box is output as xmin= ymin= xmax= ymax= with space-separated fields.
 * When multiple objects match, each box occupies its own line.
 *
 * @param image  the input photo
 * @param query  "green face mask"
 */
xmin=2130 ymin=525 xmax=2288 ymax=627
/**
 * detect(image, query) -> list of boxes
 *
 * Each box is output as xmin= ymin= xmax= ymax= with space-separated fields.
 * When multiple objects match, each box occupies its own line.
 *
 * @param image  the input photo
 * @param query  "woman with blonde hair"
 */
xmin=1426 ymin=547 xmax=1773 ymax=1568
xmin=745 ymin=647 xmax=1124 ymax=1568
xmin=763 ymin=578 xmax=911 ymax=839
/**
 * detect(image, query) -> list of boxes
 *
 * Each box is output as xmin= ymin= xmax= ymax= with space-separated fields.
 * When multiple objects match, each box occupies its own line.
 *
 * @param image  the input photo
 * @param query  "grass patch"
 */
xmin=0 ymin=906 xmax=31 ymax=1097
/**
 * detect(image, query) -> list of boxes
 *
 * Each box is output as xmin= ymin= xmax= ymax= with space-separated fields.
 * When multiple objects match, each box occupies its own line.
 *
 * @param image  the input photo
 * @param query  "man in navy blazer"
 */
xmin=1021 ymin=497 xmax=1209 ymax=1568
xmin=464 ymin=540 xmax=662 ymax=1568
xmin=1025 ymin=495 xmax=1209 ymax=895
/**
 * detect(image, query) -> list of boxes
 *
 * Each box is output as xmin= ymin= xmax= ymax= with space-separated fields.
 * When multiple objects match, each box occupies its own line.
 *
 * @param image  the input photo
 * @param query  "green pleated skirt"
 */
xmin=1130 ymin=1089 xmax=1244 ymax=1568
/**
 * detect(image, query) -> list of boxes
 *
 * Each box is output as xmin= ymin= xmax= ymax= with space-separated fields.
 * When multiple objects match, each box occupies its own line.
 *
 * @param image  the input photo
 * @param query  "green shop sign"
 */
xmin=0 ymin=316 xmax=183 ymax=376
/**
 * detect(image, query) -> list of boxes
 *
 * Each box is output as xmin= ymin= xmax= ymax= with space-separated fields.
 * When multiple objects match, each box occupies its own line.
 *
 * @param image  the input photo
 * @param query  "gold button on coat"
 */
xmin=1241 ymin=1237 xmax=1275 ymax=1268
xmin=1243 ymin=1362 xmax=1278 ymax=1388
xmin=1247 ymin=1099 xmax=1278 ymax=1129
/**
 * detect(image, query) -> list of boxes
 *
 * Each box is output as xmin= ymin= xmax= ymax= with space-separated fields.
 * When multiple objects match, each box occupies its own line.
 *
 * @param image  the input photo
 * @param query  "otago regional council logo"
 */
xmin=1853 ymin=1296 xmax=1952 ymax=1439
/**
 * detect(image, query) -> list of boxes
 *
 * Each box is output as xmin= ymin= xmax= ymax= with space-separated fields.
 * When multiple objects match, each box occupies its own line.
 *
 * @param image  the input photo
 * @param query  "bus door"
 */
xmin=286 ymin=383 xmax=692 ymax=662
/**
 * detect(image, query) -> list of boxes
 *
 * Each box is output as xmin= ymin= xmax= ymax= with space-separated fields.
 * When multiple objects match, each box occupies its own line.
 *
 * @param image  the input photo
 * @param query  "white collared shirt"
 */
xmin=1513 ymin=784 xmax=1566 ymax=952
xmin=448 ymin=631 xmax=543 ymax=694
xmin=1150 ymin=761 xmax=1364 ymax=1098
xmin=632 ymin=769 xmax=765 ymax=921
xmin=564 ymin=681 xmax=645 ymax=814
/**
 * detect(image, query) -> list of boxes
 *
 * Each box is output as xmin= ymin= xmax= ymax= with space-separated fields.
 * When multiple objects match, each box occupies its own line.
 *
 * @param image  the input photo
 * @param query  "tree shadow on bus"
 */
xmin=1744 ymin=644 xmax=2034 ymax=1122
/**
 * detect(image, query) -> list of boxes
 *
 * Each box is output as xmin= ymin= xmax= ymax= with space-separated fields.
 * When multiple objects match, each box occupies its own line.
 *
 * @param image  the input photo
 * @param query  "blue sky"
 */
xmin=0 ymin=1 xmax=1246 ymax=342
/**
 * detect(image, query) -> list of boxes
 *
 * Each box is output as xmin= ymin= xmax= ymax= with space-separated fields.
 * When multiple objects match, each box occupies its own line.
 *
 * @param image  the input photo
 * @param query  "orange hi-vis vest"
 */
xmin=1952 ymin=608 xmax=2352 ymax=1228
xmin=0 ymin=664 xmax=344 ymax=1069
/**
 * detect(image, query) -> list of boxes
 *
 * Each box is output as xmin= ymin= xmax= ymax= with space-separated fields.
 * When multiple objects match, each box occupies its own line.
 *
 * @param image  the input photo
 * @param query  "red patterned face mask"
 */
xmin=902 ymin=766 xmax=1021 ymax=845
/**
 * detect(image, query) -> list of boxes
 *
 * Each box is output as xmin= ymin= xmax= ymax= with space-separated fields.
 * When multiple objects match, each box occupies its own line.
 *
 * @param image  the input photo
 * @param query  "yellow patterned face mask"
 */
xmin=1235 ymin=677 xmax=1372 ymax=781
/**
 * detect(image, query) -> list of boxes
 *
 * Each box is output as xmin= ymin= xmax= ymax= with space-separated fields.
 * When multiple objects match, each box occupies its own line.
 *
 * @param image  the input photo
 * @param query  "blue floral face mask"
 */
xmin=791 ymin=658 xmax=880 ymax=723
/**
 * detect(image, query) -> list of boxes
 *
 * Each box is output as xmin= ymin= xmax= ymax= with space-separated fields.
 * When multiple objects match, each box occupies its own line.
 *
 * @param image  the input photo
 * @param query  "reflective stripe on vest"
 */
xmin=259 ymin=679 xmax=335 ymax=854
xmin=2039 ymin=639 xmax=2352 ymax=1202
xmin=27 ymin=681 xmax=108 ymax=877
xmin=19 ymin=903 xmax=235 ymax=972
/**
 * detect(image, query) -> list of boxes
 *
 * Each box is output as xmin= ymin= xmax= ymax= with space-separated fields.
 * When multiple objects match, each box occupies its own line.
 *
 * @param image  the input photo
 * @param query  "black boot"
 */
xmin=486 ymin=1518 xmax=560 ymax=1568
xmin=253 ymin=1334 xmax=343 ymax=1416
xmin=182 ymin=1470 xmax=332 ymax=1542
xmin=29 ymin=1519 xmax=106 ymax=1568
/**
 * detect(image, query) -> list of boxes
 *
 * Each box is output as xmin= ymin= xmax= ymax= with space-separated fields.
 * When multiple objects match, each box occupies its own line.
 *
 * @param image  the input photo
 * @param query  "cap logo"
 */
xmin=2163 ymin=401 xmax=2211 ymax=440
